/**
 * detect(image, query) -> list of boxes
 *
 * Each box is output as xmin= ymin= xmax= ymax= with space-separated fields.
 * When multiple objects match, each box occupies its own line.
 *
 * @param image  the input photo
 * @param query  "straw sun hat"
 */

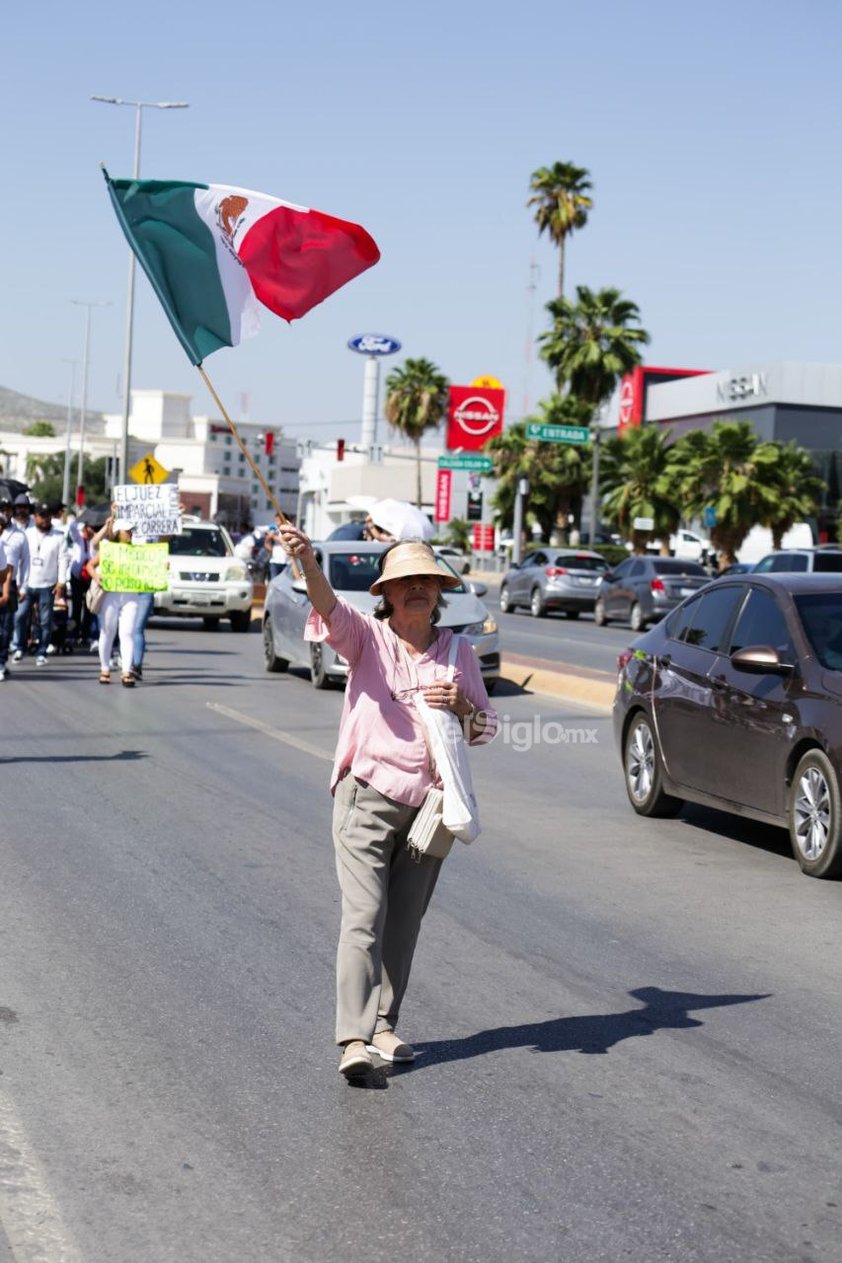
xmin=369 ymin=541 xmax=461 ymax=596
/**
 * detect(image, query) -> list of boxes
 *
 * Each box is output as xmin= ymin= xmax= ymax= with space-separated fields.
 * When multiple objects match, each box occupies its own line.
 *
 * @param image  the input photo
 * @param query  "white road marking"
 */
xmin=206 ymin=702 xmax=334 ymax=762
xmin=0 ymin=1089 xmax=82 ymax=1263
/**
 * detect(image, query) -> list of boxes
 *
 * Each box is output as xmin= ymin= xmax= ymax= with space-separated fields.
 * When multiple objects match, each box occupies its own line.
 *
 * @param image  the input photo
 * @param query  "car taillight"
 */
xmin=545 ymin=566 xmax=568 ymax=577
xmin=650 ymin=577 xmax=666 ymax=593
xmin=617 ymin=649 xmax=634 ymax=672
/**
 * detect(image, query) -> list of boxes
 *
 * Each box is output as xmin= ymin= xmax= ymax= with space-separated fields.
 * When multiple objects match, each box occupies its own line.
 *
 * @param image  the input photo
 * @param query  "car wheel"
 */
xmin=594 ymin=598 xmax=608 ymax=626
xmin=499 ymin=584 xmax=513 ymax=614
xmin=564 ymin=610 xmax=581 ymax=620
xmin=202 ymin=616 xmax=221 ymax=631
xmin=530 ymin=587 xmax=546 ymax=618
xmin=229 ymin=610 xmax=251 ymax=633
xmin=630 ymin=602 xmax=646 ymax=633
xmin=310 ymin=642 xmax=332 ymax=689
xmin=788 ymin=749 xmax=842 ymax=877
xmin=262 ymin=616 xmax=289 ymax=673
xmin=623 ymin=712 xmax=683 ymax=818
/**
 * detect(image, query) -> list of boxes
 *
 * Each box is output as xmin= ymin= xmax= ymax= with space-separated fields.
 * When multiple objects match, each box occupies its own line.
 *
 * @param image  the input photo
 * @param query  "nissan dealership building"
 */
xmin=622 ymin=360 xmax=842 ymax=537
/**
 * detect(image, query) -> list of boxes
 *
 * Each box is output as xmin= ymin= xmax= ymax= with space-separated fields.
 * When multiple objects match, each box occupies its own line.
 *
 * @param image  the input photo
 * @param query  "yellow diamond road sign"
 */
xmin=130 ymin=452 xmax=171 ymax=485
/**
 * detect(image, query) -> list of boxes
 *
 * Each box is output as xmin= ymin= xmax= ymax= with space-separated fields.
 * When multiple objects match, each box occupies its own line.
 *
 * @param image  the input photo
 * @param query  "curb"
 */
xmin=499 ymin=656 xmax=615 ymax=711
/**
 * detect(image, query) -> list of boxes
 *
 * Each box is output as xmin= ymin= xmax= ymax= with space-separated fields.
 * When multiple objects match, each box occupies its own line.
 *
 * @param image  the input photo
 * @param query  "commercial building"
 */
xmin=629 ymin=360 xmax=842 ymax=537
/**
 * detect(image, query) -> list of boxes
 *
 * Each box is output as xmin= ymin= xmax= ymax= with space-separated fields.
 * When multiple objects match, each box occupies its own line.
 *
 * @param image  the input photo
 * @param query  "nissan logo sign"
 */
xmin=453 ymin=395 xmax=501 ymax=437
xmin=348 ymin=334 xmax=402 ymax=356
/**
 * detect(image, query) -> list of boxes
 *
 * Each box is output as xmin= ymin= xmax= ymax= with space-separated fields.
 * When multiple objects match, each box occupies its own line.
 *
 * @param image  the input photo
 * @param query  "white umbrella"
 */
xmin=369 ymin=498 xmax=435 ymax=541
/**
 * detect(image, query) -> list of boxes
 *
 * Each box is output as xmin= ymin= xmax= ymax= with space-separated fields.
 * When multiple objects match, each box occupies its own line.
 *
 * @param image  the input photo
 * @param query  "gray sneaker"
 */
xmin=35 ymin=655 xmax=47 ymax=666
xmin=12 ymin=649 xmax=23 ymax=662
xmin=338 ymin=1041 xmax=374 ymax=1078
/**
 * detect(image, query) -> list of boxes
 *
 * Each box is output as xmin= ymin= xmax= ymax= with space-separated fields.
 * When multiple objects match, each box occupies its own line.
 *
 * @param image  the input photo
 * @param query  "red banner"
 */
xmin=446 ymin=386 xmax=505 ymax=451
xmin=434 ymin=469 xmax=452 ymax=522
xmin=472 ymin=524 xmax=494 ymax=552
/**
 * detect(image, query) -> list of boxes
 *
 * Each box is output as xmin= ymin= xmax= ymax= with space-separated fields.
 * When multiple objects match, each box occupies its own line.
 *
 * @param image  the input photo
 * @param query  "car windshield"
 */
xmin=328 ymin=551 xmax=386 ymax=591
xmin=169 ymin=527 xmax=230 ymax=557
xmin=555 ymin=555 xmax=608 ymax=572
xmin=795 ymin=593 xmax=842 ymax=669
xmin=652 ymin=559 xmax=707 ymax=576
xmin=328 ymin=550 xmax=468 ymax=594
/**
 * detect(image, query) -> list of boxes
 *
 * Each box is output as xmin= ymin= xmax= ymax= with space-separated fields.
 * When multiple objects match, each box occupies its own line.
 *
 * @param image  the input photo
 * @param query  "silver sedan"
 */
xmin=262 ymin=541 xmax=501 ymax=690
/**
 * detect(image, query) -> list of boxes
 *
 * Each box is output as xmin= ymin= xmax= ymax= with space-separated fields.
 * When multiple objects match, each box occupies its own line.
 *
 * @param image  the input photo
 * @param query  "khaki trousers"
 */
xmin=332 ymin=775 xmax=442 ymax=1046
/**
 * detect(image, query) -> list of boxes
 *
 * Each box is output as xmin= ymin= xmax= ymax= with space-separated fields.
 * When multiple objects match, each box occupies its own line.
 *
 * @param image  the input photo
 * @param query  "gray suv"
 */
xmin=500 ymin=548 xmax=609 ymax=618
xmin=753 ymin=547 xmax=842 ymax=574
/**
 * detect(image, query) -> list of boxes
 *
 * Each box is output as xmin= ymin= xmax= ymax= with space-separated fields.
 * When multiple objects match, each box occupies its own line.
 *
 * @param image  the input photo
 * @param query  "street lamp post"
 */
xmin=92 ymin=96 xmax=189 ymax=486
xmin=70 ymin=300 xmax=110 ymax=506
xmin=60 ymin=358 xmax=77 ymax=509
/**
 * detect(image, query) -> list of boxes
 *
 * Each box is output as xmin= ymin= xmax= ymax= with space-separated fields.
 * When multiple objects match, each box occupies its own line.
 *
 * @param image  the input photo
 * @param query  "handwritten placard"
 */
xmin=114 ymin=483 xmax=181 ymax=536
xmin=99 ymin=541 xmax=170 ymax=593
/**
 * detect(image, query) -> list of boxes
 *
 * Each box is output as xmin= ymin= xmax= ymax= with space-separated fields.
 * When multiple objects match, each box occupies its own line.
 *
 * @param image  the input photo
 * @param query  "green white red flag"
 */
xmin=103 ymin=171 xmax=380 ymax=365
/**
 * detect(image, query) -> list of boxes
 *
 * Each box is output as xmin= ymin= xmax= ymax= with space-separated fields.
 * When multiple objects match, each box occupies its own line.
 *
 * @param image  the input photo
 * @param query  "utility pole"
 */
xmin=92 ymin=96 xmax=189 ymax=484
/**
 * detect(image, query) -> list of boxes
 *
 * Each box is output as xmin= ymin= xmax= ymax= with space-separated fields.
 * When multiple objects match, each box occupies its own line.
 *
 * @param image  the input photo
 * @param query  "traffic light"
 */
xmin=337 ymin=438 xmax=345 ymax=461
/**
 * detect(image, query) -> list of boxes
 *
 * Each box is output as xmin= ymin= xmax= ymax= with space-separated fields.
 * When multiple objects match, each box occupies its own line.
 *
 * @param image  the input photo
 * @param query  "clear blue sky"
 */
xmin=4 ymin=0 xmax=842 ymax=441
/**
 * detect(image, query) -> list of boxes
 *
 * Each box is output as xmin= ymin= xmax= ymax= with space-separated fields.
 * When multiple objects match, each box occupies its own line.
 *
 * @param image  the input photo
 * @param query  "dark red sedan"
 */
xmin=613 ymin=574 xmax=842 ymax=878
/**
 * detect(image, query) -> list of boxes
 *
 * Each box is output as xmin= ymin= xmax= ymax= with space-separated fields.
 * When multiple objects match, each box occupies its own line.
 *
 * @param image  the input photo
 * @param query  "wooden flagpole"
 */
xmin=197 ymin=365 xmax=303 ymax=579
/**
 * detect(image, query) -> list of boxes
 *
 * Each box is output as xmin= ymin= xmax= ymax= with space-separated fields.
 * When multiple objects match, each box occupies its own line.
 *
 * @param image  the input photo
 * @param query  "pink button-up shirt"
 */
xmin=305 ymin=596 xmax=497 ymax=806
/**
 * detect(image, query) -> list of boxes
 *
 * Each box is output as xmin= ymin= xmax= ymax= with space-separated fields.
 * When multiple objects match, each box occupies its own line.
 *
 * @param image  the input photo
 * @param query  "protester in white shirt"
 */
xmin=0 ymin=497 xmax=28 ymax=678
xmin=11 ymin=502 xmax=69 ymax=666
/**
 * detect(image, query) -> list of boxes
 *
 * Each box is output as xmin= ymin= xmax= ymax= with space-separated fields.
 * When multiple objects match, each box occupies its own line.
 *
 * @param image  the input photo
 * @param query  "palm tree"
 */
xmin=539 ymin=286 xmax=649 ymax=406
xmin=383 ymin=358 xmax=450 ymax=507
xmin=487 ymin=396 xmax=593 ymax=543
xmin=667 ymin=422 xmax=783 ymax=567
xmin=762 ymin=442 xmax=825 ymax=550
xmin=599 ymin=425 xmax=681 ymax=554
xmin=527 ymin=162 xmax=593 ymax=298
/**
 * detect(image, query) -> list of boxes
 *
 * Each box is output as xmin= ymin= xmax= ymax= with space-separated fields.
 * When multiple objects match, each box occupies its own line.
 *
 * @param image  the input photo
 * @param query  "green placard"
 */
xmin=525 ymin=422 xmax=590 ymax=445
xmin=99 ymin=541 xmax=170 ymax=593
xmin=437 ymin=455 xmax=494 ymax=472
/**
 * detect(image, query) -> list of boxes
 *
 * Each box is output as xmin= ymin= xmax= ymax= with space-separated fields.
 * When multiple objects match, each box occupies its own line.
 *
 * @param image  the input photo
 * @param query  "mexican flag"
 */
xmin=104 ymin=172 xmax=380 ymax=365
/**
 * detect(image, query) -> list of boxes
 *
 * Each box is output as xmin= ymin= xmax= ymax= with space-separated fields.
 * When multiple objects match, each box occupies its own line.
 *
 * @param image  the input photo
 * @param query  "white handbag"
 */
xmin=406 ymin=786 xmax=454 ymax=861
xmin=409 ymin=635 xmax=481 ymax=857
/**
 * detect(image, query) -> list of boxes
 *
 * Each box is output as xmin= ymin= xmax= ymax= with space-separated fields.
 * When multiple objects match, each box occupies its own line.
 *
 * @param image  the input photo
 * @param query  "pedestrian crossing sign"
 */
xmin=130 ymin=452 xmax=170 ymax=485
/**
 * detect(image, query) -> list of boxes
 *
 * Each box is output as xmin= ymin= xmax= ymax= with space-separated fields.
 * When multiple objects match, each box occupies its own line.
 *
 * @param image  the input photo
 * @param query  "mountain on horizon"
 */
xmin=0 ymin=385 xmax=103 ymax=432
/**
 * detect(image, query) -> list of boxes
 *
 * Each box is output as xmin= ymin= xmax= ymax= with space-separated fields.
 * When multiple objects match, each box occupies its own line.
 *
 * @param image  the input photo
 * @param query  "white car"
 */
xmin=153 ymin=519 xmax=253 ymax=631
xmin=432 ymin=544 xmax=471 ymax=574
xmin=645 ymin=529 xmax=711 ymax=563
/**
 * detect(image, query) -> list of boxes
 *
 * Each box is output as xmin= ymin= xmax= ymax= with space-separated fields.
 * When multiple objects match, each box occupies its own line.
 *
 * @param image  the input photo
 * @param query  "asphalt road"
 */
xmin=1 ymin=622 xmax=841 ymax=1261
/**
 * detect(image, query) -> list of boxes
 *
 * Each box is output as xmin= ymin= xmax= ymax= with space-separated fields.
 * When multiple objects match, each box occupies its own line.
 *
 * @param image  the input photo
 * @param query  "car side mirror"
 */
xmin=730 ymin=645 xmax=794 ymax=675
xmin=469 ymin=581 xmax=488 ymax=597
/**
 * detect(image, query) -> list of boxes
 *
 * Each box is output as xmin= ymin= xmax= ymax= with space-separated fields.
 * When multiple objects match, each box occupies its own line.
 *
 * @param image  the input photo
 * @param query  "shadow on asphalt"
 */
xmin=340 ymin=987 xmax=770 ymax=1088
xmin=409 ymin=987 xmax=771 ymax=1069
xmin=0 ymin=749 xmax=149 ymax=764
xmin=677 ymin=804 xmax=794 ymax=866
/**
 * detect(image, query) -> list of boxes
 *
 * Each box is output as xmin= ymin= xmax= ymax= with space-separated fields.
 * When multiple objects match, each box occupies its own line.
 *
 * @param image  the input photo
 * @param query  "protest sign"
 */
xmin=99 ymin=541 xmax=170 ymax=593
xmin=114 ymin=483 xmax=181 ymax=536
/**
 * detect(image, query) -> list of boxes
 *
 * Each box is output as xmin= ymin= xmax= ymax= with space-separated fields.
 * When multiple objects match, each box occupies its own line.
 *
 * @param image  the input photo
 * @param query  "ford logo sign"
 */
xmin=348 ymin=333 xmax=402 ymax=356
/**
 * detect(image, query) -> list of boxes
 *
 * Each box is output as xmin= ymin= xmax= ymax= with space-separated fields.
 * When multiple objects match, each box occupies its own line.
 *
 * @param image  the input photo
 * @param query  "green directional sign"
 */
xmin=526 ymin=422 xmax=590 ymax=445
xmin=438 ymin=454 xmax=494 ymax=473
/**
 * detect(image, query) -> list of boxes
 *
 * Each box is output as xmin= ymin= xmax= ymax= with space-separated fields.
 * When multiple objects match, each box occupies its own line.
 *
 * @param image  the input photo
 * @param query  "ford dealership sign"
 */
xmin=348 ymin=334 xmax=401 ymax=356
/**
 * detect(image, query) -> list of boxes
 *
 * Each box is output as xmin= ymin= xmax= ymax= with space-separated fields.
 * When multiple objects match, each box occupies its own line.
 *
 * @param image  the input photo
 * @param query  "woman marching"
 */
xmin=278 ymin=524 xmax=497 ymax=1077
xmin=89 ymin=514 xmax=142 ymax=688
